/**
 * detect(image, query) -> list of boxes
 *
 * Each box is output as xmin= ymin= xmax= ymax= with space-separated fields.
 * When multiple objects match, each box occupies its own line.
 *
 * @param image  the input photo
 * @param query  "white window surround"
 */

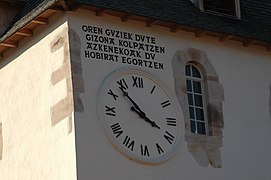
xmin=191 ymin=0 xmax=241 ymax=19
xmin=171 ymin=48 xmax=224 ymax=168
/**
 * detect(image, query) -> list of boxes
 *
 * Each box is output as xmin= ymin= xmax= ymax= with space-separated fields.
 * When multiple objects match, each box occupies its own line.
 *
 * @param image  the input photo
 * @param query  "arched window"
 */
xmin=185 ymin=64 xmax=207 ymax=135
xmin=171 ymin=48 xmax=224 ymax=168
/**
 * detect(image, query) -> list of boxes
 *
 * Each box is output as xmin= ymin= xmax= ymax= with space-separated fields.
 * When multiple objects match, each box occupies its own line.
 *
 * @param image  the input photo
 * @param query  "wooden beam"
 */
xmin=15 ymin=29 xmax=33 ymax=37
xmin=170 ymin=25 xmax=180 ymax=32
xmin=61 ymin=0 xmax=70 ymax=11
xmin=0 ymin=40 xmax=18 ymax=48
xmin=219 ymin=34 xmax=232 ymax=42
xmin=146 ymin=20 xmax=159 ymax=28
xmin=48 ymin=6 xmax=65 ymax=12
xmin=121 ymin=15 xmax=132 ymax=22
xmin=96 ymin=9 xmax=107 ymax=16
xmin=0 ymin=53 xmax=2 ymax=59
xmin=194 ymin=29 xmax=206 ymax=38
xmin=32 ymin=17 xmax=48 ymax=25
xmin=266 ymin=45 xmax=271 ymax=51
xmin=242 ymin=39 xmax=254 ymax=47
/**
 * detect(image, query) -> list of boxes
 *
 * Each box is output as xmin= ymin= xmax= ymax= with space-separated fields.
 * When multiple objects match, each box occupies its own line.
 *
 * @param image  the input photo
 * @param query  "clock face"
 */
xmin=97 ymin=68 xmax=183 ymax=164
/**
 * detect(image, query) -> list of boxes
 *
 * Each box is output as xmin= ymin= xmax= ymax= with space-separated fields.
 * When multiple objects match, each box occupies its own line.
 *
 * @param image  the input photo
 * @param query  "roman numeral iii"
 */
xmin=166 ymin=117 xmax=177 ymax=126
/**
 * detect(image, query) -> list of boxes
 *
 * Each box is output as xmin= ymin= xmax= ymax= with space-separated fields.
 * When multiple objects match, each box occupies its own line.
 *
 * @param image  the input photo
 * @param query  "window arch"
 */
xmin=171 ymin=48 xmax=224 ymax=168
xmin=185 ymin=64 xmax=207 ymax=135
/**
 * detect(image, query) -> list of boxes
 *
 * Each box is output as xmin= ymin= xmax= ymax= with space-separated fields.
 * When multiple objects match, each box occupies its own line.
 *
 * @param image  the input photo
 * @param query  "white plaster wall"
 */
xmin=0 ymin=15 xmax=77 ymax=180
xmin=69 ymin=9 xmax=271 ymax=180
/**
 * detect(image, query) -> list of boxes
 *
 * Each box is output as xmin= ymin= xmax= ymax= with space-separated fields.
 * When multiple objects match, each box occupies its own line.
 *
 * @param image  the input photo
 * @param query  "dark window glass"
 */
xmin=186 ymin=80 xmax=192 ymax=92
xmin=193 ymin=81 xmax=202 ymax=93
xmin=185 ymin=65 xmax=191 ymax=76
xmin=192 ymin=66 xmax=201 ymax=78
xmin=203 ymin=0 xmax=237 ymax=16
xmin=197 ymin=122 xmax=206 ymax=135
xmin=189 ymin=107 xmax=195 ymax=119
xmin=196 ymin=108 xmax=204 ymax=121
xmin=194 ymin=94 xmax=203 ymax=107
xmin=191 ymin=120 xmax=196 ymax=133
xmin=188 ymin=93 xmax=194 ymax=105
xmin=186 ymin=64 xmax=207 ymax=135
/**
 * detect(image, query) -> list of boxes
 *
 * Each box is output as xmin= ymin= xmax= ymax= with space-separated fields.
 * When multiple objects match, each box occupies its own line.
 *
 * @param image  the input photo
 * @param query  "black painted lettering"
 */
xmin=132 ymin=76 xmax=144 ymax=88
xmin=140 ymin=144 xmax=150 ymax=157
xmin=108 ymin=89 xmax=118 ymax=100
xmin=105 ymin=105 xmax=116 ymax=116
xmin=123 ymin=135 xmax=135 ymax=151
xmin=110 ymin=123 xmax=123 ymax=138
xmin=166 ymin=117 xmax=177 ymax=126
xmin=150 ymin=85 xmax=156 ymax=94
xmin=156 ymin=143 xmax=164 ymax=154
xmin=117 ymin=78 xmax=129 ymax=91
xmin=161 ymin=100 xmax=171 ymax=108
xmin=164 ymin=131 xmax=175 ymax=144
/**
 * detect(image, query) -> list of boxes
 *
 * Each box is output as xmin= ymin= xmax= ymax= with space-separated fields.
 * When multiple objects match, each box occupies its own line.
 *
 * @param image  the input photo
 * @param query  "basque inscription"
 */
xmin=81 ymin=25 xmax=166 ymax=70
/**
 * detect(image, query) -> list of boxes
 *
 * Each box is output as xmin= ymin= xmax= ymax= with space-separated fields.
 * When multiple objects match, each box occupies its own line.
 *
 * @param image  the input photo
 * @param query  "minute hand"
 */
xmin=119 ymin=87 xmax=144 ymax=113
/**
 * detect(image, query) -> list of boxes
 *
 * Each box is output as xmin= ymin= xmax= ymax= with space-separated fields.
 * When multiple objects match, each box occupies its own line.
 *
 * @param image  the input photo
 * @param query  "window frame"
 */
xmin=185 ymin=64 xmax=209 ymax=135
xmin=197 ymin=0 xmax=241 ymax=19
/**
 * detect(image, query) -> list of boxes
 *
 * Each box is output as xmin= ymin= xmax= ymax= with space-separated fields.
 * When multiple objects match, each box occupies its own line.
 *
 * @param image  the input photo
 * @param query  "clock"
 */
xmin=97 ymin=68 xmax=183 ymax=165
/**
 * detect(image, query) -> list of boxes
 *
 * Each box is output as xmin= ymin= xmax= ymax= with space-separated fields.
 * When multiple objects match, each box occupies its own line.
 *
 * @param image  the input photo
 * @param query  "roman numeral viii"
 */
xmin=110 ymin=123 xmax=123 ymax=138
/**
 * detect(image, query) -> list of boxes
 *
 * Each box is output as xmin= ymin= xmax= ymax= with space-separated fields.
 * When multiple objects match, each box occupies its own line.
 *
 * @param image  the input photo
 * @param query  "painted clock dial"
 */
xmin=97 ymin=68 xmax=183 ymax=164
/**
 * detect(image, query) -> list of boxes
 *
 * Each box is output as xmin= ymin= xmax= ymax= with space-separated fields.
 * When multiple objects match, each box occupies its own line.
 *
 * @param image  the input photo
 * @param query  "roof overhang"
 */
xmin=0 ymin=0 xmax=270 ymax=59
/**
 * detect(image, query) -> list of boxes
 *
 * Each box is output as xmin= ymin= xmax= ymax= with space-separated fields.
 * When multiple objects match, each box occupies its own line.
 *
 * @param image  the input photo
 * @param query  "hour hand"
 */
xmin=131 ymin=107 xmax=160 ymax=129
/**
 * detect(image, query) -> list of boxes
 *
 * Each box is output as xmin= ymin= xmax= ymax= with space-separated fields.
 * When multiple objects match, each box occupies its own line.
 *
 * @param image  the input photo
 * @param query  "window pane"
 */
xmin=196 ymin=108 xmax=204 ymax=121
xmin=193 ymin=81 xmax=202 ymax=93
xmin=186 ymin=80 xmax=192 ymax=92
xmin=192 ymin=66 xmax=201 ymax=78
xmin=190 ymin=120 xmax=196 ymax=133
xmin=188 ymin=93 xmax=194 ymax=105
xmin=197 ymin=122 xmax=206 ymax=135
xmin=194 ymin=94 xmax=203 ymax=107
xmin=189 ymin=107 xmax=195 ymax=119
xmin=185 ymin=65 xmax=191 ymax=76
xmin=203 ymin=0 xmax=236 ymax=16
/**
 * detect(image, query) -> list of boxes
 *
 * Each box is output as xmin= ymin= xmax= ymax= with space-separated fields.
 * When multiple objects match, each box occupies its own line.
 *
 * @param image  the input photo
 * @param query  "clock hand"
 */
xmin=131 ymin=106 xmax=160 ymax=129
xmin=119 ymin=87 xmax=143 ymax=113
xmin=119 ymin=87 xmax=160 ymax=129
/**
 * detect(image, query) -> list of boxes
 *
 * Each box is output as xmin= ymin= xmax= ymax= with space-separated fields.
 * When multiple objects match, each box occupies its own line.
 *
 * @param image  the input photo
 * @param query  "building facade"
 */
xmin=0 ymin=0 xmax=271 ymax=179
